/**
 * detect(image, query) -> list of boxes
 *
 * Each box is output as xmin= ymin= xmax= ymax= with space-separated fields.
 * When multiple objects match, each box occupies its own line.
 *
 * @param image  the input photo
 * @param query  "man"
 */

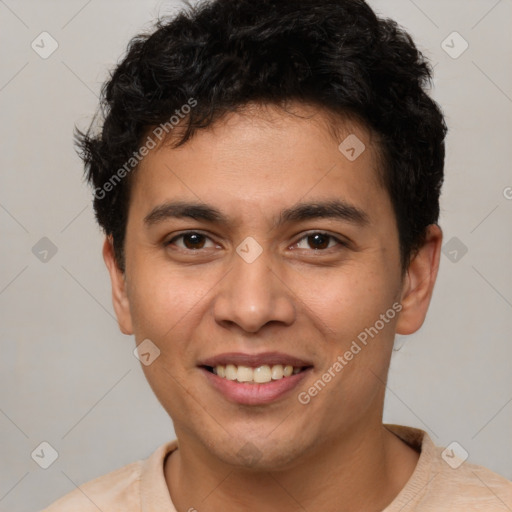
xmin=43 ymin=0 xmax=512 ymax=510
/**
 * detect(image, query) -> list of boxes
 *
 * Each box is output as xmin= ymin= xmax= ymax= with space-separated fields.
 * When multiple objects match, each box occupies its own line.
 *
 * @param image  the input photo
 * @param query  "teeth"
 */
xmin=225 ymin=364 xmax=237 ymax=380
xmin=253 ymin=365 xmax=271 ymax=383
xmin=237 ymin=365 xmax=253 ymax=382
xmin=212 ymin=364 xmax=302 ymax=383
xmin=271 ymin=365 xmax=283 ymax=380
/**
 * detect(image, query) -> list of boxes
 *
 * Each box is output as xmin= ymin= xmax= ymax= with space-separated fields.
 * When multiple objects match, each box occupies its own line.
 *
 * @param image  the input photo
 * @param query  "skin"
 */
xmin=103 ymin=102 xmax=442 ymax=512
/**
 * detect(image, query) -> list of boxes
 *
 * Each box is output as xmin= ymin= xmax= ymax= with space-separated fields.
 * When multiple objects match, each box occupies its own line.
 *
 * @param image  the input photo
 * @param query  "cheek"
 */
xmin=127 ymin=262 xmax=209 ymax=339
xmin=306 ymin=267 xmax=399 ymax=401
xmin=130 ymin=271 xmax=207 ymax=415
xmin=292 ymin=262 xmax=399 ymax=343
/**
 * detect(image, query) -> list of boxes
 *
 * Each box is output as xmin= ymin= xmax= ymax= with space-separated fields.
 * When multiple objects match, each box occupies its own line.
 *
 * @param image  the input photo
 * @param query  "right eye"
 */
xmin=165 ymin=231 xmax=218 ymax=251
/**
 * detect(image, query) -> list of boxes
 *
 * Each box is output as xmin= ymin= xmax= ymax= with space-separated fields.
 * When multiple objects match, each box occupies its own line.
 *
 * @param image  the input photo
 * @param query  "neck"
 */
xmin=164 ymin=422 xmax=419 ymax=512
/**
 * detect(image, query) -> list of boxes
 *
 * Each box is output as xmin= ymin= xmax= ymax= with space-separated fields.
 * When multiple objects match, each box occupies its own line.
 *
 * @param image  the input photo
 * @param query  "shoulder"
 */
xmin=385 ymin=424 xmax=512 ymax=511
xmin=427 ymin=449 xmax=512 ymax=510
xmin=40 ymin=460 xmax=143 ymax=512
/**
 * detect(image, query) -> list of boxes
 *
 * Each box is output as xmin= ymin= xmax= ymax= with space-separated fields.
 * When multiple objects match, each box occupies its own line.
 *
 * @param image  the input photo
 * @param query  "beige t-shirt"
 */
xmin=41 ymin=424 xmax=512 ymax=511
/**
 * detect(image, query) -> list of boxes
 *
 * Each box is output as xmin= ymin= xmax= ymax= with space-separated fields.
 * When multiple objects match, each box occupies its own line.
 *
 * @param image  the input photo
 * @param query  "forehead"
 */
xmin=128 ymin=102 xmax=390 ymax=226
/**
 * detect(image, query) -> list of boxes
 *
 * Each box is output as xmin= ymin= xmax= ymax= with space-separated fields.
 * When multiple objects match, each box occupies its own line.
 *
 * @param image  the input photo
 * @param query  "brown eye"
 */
xmin=167 ymin=232 xmax=215 ymax=250
xmin=294 ymin=232 xmax=344 ymax=251
xmin=307 ymin=233 xmax=330 ymax=249
xmin=182 ymin=233 xmax=206 ymax=249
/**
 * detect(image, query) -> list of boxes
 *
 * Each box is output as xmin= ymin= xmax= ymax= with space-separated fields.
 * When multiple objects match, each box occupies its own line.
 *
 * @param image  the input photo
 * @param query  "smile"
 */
xmin=198 ymin=352 xmax=314 ymax=404
xmin=205 ymin=364 xmax=305 ymax=383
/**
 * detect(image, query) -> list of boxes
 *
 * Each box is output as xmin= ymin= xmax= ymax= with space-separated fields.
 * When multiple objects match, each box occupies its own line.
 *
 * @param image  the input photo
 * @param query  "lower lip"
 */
xmin=200 ymin=367 xmax=311 ymax=405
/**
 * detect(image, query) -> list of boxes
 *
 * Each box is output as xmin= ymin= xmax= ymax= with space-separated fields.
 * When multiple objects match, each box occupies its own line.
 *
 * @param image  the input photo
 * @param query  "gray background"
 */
xmin=0 ymin=0 xmax=511 ymax=510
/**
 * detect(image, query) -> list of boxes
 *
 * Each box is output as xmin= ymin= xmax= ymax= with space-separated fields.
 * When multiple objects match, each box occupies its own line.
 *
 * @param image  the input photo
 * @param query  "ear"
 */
xmin=102 ymin=236 xmax=133 ymax=335
xmin=395 ymin=224 xmax=442 ymax=335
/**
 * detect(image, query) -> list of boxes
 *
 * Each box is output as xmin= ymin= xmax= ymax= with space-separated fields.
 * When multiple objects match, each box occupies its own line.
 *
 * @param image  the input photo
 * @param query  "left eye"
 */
xmin=293 ymin=232 xmax=344 ymax=250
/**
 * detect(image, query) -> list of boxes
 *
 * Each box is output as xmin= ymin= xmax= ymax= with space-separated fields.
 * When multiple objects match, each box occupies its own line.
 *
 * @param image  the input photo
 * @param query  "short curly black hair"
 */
xmin=76 ymin=0 xmax=447 ymax=273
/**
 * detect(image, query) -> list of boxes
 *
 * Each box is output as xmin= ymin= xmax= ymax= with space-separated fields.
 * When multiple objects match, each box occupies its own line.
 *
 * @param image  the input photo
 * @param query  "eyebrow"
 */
xmin=143 ymin=199 xmax=370 ymax=229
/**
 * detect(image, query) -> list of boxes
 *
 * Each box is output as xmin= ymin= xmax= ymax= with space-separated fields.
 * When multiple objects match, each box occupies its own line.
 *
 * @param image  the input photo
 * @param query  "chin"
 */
xmin=208 ymin=433 xmax=311 ymax=472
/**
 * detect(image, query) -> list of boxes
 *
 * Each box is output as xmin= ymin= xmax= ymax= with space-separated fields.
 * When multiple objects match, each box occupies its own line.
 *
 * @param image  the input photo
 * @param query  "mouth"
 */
xmin=198 ymin=352 xmax=313 ymax=405
xmin=202 ymin=363 xmax=308 ymax=383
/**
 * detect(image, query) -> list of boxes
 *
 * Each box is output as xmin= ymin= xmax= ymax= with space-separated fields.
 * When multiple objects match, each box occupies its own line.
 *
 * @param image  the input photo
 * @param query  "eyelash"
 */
xmin=165 ymin=230 xmax=348 ymax=252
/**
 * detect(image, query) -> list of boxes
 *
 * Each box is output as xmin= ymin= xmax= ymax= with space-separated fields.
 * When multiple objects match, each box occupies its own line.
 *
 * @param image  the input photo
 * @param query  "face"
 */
xmin=104 ymin=102 xmax=440 ymax=470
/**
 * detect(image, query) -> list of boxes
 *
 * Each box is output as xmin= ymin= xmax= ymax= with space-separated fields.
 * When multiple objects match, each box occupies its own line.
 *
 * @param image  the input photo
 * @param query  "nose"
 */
xmin=212 ymin=246 xmax=296 ymax=333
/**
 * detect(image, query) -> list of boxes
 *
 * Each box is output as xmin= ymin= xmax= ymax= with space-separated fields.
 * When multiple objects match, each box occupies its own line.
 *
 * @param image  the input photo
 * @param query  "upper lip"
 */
xmin=199 ymin=352 xmax=313 ymax=368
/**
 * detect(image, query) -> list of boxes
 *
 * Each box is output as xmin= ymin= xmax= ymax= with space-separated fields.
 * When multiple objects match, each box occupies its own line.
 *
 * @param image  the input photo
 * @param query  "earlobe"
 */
xmin=395 ymin=224 xmax=443 ymax=335
xmin=102 ymin=236 xmax=134 ymax=335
